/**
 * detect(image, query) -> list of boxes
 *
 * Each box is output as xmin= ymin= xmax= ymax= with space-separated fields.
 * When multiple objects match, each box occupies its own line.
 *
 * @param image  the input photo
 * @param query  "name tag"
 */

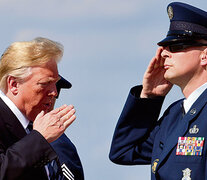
xmin=176 ymin=137 xmax=204 ymax=156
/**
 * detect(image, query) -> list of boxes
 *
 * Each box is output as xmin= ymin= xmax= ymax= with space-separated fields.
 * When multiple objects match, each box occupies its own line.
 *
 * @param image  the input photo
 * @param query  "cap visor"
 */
xmin=157 ymin=35 xmax=199 ymax=46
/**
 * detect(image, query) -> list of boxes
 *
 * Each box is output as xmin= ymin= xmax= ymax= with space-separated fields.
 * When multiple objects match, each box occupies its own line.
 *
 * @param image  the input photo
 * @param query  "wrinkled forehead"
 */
xmin=29 ymin=64 xmax=59 ymax=82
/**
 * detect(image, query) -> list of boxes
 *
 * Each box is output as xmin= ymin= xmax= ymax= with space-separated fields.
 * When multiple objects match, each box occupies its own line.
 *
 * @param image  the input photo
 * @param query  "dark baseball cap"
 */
xmin=56 ymin=75 xmax=72 ymax=98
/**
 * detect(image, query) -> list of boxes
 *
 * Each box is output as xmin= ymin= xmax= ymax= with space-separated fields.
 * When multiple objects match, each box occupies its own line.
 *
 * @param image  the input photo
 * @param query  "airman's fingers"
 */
xmin=158 ymin=47 xmax=165 ymax=67
xmin=146 ymin=57 xmax=157 ymax=74
xmin=154 ymin=47 xmax=164 ymax=68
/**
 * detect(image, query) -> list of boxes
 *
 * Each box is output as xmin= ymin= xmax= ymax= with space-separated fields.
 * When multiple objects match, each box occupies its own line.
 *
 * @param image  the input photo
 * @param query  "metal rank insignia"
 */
xmin=189 ymin=125 xmax=199 ymax=134
xmin=176 ymin=137 xmax=204 ymax=156
xmin=182 ymin=168 xmax=191 ymax=180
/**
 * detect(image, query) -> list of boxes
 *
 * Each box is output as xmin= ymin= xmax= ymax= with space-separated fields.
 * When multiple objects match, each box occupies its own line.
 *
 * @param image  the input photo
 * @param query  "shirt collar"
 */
xmin=183 ymin=82 xmax=207 ymax=113
xmin=0 ymin=90 xmax=29 ymax=130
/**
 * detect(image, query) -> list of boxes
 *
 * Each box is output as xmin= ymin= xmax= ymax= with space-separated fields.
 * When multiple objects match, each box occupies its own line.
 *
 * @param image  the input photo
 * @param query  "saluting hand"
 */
xmin=33 ymin=105 xmax=76 ymax=143
xmin=140 ymin=47 xmax=173 ymax=98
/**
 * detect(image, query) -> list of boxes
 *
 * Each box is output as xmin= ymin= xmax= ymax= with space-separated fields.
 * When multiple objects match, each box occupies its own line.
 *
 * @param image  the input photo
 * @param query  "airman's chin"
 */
xmin=164 ymin=74 xmax=169 ymax=81
xmin=164 ymin=75 xmax=177 ymax=85
xmin=164 ymin=72 xmax=172 ymax=81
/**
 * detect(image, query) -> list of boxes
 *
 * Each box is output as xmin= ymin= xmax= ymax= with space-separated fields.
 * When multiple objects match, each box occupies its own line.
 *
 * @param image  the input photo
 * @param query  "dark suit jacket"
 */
xmin=0 ymin=98 xmax=58 ymax=180
xmin=51 ymin=134 xmax=84 ymax=180
xmin=109 ymin=85 xmax=207 ymax=180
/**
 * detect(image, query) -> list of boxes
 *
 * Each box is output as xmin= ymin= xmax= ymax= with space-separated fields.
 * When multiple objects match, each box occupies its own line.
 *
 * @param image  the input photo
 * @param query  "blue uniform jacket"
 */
xmin=51 ymin=134 xmax=84 ymax=180
xmin=109 ymin=85 xmax=207 ymax=180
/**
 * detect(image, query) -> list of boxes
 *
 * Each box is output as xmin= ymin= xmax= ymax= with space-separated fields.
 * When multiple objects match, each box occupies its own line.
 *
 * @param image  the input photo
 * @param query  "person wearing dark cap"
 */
xmin=55 ymin=76 xmax=72 ymax=98
xmin=50 ymin=76 xmax=84 ymax=180
xmin=109 ymin=2 xmax=207 ymax=180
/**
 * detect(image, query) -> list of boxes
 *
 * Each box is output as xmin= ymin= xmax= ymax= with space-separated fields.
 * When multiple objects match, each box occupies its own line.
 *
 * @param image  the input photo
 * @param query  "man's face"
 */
xmin=162 ymin=46 xmax=204 ymax=86
xmin=15 ymin=59 xmax=59 ymax=121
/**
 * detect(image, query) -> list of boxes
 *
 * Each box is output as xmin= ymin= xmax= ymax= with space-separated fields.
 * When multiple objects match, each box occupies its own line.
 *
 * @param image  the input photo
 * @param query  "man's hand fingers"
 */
xmin=33 ymin=104 xmax=76 ymax=143
xmin=34 ymin=110 xmax=44 ymax=121
xmin=63 ymin=115 xmax=76 ymax=129
xmin=50 ymin=104 xmax=69 ymax=114
xmin=60 ymin=108 xmax=76 ymax=123
xmin=56 ymin=105 xmax=74 ymax=120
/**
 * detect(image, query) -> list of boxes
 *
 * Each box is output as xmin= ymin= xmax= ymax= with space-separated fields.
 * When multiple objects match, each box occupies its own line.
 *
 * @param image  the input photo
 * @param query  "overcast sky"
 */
xmin=1 ymin=0 xmax=207 ymax=179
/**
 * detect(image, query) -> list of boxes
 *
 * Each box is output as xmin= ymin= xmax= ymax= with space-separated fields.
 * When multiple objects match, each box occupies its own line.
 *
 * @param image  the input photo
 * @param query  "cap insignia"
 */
xmin=168 ymin=6 xmax=173 ymax=20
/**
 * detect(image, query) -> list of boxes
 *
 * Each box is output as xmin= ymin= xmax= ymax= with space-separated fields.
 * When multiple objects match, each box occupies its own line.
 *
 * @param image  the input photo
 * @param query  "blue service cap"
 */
xmin=158 ymin=2 xmax=207 ymax=46
xmin=56 ymin=75 xmax=72 ymax=98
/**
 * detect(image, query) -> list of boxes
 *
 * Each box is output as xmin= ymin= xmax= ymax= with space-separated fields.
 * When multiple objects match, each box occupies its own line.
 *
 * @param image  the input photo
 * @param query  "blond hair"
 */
xmin=0 ymin=37 xmax=64 ymax=92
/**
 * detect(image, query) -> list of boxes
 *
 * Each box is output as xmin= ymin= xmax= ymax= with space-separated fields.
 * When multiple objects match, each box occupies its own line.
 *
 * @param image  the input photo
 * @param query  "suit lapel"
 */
xmin=0 ymin=98 xmax=27 ymax=140
xmin=156 ymin=88 xmax=207 ymax=172
xmin=0 ymin=98 xmax=49 ymax=179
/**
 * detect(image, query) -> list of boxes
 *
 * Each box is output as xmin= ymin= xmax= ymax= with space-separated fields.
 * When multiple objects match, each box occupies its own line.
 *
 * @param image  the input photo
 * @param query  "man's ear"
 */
xmin=200 ymin=48 xmax=207 ymax=66
xmin=7 ymin=76 xmax=19 ymax=95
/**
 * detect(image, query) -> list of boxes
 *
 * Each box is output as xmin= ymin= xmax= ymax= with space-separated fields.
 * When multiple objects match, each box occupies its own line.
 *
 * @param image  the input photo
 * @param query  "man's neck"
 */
xmin=182 ymin=80 xmax=207 ymax=98
xmin=177 ymin=72 xmax=207 ymax=98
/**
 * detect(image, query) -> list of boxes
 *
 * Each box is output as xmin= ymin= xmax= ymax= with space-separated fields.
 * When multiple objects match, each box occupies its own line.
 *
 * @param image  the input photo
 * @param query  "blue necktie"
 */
xmin=26 ymin=122 xmax=61 ymax=179
xmin=26 ymin=121 xmax=33 ymax=133
xmin=48 ymin=161 xmax=55 ymax=179
xmin=48 ymin=160 xmax=62 ymax=180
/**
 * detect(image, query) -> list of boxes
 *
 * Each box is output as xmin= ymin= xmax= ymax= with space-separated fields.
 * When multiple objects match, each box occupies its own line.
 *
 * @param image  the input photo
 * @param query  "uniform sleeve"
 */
xmin=51 ymin=133 xmax=84 ymax=180
xmin=109 ymin=85 xmax=165 ymax=165
xmin=0 ymin=130 xmax=57 ymax=179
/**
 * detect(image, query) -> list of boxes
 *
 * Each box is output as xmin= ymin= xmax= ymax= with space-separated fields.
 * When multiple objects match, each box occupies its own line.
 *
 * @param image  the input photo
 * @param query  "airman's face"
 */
xmin=161 ymin=46 xmax=203 ymax=86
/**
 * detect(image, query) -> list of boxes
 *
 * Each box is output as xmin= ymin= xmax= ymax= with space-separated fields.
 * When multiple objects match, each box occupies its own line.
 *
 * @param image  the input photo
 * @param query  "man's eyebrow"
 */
xmin=54 ymin=76 xmax=61 ymax=83
xmin=57 ymin=76 xmax=61 ymax=82
xmin=39 ymin=76 xmax=60 ymax=83
xmin=53 ymin=77 xmax=61 ymax=83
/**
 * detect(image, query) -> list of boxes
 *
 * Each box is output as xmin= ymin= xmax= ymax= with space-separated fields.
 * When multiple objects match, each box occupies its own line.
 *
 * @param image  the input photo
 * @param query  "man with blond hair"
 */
xmin=0 ymin=37 xmax=76 ymax=179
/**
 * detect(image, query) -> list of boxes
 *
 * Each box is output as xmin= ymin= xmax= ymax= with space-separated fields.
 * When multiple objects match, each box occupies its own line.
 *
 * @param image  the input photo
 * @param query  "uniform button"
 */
xmin=190 ymin=108 xmax=196 ymax=115
xmin=159 ymin=142 xmax=164 ymax=149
